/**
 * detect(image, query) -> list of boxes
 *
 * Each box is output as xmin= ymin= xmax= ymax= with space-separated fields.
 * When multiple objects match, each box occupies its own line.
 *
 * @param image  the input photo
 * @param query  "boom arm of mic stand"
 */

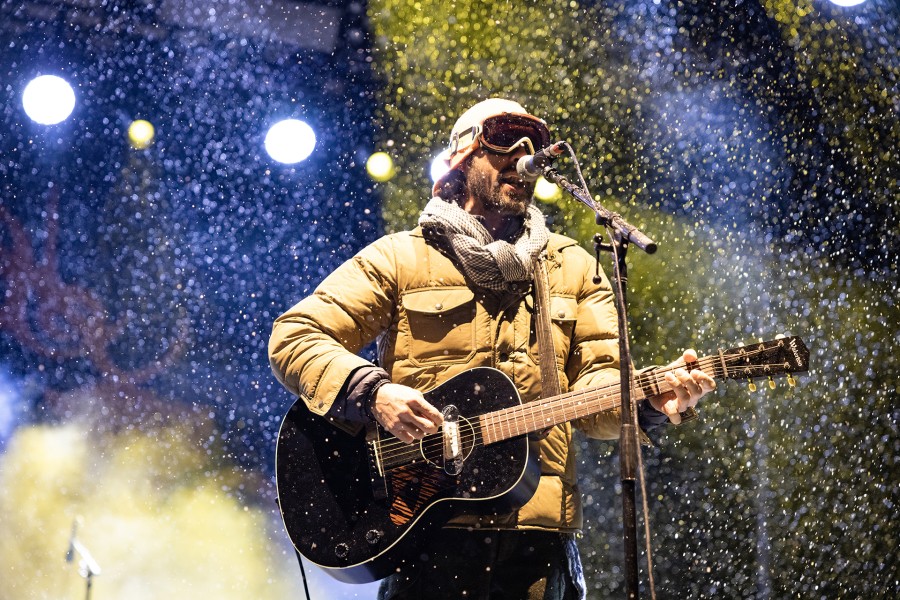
xmin=541 ymin=168 xmax=658 ymax=254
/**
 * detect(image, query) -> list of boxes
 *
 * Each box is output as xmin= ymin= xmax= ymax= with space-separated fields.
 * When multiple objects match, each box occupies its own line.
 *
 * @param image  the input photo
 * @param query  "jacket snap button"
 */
xmin=435 ymin=303 xmax=443 ymax=310
xmin=557 ymin=310 xmax=566 ymax=318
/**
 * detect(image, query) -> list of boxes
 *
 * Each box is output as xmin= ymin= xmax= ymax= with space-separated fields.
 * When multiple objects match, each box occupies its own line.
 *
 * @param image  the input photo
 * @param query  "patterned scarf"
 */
xmin=418 ymin=196 xmax=550 ymax=293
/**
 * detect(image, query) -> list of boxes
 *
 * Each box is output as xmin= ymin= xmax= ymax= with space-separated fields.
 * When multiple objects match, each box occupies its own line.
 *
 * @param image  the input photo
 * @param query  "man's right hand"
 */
xmin=370 ymin=383 xmax=443 ymax=443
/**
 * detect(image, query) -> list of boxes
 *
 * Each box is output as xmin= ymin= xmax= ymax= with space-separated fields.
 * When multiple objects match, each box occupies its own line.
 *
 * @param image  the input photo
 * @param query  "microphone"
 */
xmin=516 ymin=141 xmax=566 ymax=181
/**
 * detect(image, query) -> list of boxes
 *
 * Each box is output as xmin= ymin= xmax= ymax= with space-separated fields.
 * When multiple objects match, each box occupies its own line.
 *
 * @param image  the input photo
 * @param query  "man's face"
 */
xmin=464 ymin=146 xmax=536 ymax=217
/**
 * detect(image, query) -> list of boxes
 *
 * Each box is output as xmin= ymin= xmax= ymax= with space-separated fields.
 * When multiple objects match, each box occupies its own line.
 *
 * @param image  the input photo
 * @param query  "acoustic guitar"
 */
xmin=275 ymin=336 xmax=809 ymax=583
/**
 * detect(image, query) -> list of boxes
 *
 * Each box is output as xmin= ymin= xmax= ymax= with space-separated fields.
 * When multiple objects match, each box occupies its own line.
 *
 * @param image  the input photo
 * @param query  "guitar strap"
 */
xmin=532 ymin=255 xmax=562 ymax=399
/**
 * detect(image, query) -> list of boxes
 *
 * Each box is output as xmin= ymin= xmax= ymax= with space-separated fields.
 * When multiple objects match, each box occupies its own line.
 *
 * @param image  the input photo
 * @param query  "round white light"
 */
xmin=264 ymin=119 xmax=317 ymax=164
xmin=430 ymin=149 xmax=451 ymax=182
xmin=22 ymin=75 xmax=76 ymax=125
xmin=828 ymin=0 xmax=866 ymax=6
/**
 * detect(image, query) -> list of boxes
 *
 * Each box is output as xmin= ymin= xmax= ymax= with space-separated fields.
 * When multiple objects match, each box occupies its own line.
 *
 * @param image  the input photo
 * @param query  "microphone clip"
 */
xmin=516 ymin=141 xmax=566 ymax=181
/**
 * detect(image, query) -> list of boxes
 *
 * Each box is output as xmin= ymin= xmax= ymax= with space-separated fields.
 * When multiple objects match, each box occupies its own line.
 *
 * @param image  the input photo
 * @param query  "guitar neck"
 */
xmin=478 ymin=336 xmax=809 ymax=445
xmin=478 ymin=364 xmax=688 ymax=445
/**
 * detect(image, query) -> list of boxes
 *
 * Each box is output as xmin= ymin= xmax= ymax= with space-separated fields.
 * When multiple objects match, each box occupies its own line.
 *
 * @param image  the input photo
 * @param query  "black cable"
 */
xmin=295 ymin=550 xmax=313 ymax=600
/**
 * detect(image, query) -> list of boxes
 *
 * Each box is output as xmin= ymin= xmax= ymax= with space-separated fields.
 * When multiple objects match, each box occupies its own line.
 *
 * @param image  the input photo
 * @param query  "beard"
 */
xmin=467 ymin=167 xmax=535 ymax=217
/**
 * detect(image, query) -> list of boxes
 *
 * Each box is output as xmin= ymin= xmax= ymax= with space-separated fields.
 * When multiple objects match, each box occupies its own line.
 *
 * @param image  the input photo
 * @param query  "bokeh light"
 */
xmin=264 ymin=119 xmax=317 ymax=164
xmin=366 ymin=151 xmax=395 ymax=182
xmin=21 ymin=74 xmax=76 ymax=125
xmin=128 ymin=119 xmax=155 ymax=149
xmin=534 ymin=176 xmax=561 ymax=202
xmin=828 ymin=0 xmax=867 ymax=6
xmin=429 ymin=149 xmax=451 ymax=183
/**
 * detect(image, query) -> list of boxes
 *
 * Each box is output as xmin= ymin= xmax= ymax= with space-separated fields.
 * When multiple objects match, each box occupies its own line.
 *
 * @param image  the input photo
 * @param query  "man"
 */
xmin=269 ymin=98 xmax=716 ymax=599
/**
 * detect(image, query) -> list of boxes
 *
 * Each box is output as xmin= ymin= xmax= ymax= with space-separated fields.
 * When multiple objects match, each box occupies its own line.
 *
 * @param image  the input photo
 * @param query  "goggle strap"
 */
xmin=450 ymin=125 xmax=480 ymax=156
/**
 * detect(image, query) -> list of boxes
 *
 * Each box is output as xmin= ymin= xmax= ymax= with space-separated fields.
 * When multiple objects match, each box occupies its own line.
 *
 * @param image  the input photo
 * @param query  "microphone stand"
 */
xmin=541 ymin=166 xmax=657 ymax=599
xmin=65 ymin=519 xmax=102 ymax=600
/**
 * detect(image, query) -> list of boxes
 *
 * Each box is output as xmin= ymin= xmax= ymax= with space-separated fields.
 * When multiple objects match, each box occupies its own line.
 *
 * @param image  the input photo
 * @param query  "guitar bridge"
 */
xmin=442 ymin=404 xmax=463 ymax=475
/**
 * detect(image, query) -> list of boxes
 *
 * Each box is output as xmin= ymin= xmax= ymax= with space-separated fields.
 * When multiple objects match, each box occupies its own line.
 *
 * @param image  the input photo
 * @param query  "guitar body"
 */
xmin=275 ymin=367 xmax=540 ymax=583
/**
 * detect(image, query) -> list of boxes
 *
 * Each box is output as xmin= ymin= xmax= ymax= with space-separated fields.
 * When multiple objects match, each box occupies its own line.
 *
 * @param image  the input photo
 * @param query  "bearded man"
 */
xmin=269 ymin=98 xmax=715 ymax=599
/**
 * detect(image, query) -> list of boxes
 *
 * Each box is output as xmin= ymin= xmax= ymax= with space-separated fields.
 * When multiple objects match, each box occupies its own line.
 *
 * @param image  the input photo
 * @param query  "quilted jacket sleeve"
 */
xmin=560 ymin=245 xmax=623 ymax=440
xmin=268 ymin=236 xmax=398 ymax=416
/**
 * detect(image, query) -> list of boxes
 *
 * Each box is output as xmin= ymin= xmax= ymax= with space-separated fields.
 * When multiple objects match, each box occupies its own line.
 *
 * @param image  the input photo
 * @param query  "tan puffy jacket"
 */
xmin=269 ymin=227 xmax=623 ymax=532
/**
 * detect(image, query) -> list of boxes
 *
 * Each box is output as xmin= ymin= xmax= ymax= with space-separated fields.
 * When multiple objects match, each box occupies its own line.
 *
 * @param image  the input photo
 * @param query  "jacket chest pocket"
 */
xmin=401 ymin=288 xmax=477 ymax=365
xmin=529 ymin=295 xmax=577 ymax=364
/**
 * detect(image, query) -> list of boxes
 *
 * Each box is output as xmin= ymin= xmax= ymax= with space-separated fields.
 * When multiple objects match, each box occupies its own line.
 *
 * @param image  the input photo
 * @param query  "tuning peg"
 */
xmin=768 ymin=377 xmax=776 ymax=389
xmin=748 ymin=380 xmax=757 ymax=392
xmin=787 ymin=374 xmax=796 ymax=387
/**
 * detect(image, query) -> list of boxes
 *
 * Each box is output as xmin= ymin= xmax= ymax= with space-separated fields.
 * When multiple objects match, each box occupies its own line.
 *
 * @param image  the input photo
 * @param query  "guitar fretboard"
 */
xmin=479 ymin=355 xmax=734 ymax=444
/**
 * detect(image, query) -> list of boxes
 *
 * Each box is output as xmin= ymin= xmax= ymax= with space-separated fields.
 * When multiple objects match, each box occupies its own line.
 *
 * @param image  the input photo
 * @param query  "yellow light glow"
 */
xmin=534 ymin=176 xmax=561 ymax=202
xmin=366 ymin=151 xmax=396 ymax=182
xmin=128 ymin=119 xmax=156 ymax=149
xmin=0 ymin=422 xmax=298 ymax=598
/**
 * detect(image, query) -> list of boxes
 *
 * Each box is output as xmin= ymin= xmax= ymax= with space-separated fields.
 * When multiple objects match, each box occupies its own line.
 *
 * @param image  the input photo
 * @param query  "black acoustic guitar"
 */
xmin=275 ymin=336 xmax=809 ymax=583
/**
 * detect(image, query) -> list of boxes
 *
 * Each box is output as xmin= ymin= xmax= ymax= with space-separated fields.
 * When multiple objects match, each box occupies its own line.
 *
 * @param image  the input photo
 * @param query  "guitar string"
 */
xmin=374 ymin=352 xmax=788 ymax=469
xmin=465 ymin=344 xmax=795 ymax=444
xmin=372 ymin=356 xmax=726 ymax=467
xmin=373 ymin=349 xmax=792 ymax=468
xmin=373 ymin=352 xmax=788 ymax=468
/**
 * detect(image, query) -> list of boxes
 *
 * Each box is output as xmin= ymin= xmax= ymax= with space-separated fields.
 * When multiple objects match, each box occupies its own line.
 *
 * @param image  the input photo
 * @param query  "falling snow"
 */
xmin=1 ymin=0 xmax=898 ymax=598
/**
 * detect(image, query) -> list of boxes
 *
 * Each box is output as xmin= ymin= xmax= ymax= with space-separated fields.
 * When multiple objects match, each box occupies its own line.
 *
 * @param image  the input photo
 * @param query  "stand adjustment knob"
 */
xmin=365 ymin=530 xmax=383 ymax=545
xmin=334 ymin=543 xmax=349 ymax=558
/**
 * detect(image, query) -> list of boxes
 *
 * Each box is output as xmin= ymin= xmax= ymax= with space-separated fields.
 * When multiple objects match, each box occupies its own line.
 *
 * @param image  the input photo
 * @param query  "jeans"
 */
xmin=377 ymin=528 xmax=581 ymax=600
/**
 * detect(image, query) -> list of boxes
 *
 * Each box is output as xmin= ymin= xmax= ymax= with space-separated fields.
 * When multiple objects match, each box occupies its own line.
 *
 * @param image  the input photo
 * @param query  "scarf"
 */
xmin=418 ymin=197 xmax=550 ymax=293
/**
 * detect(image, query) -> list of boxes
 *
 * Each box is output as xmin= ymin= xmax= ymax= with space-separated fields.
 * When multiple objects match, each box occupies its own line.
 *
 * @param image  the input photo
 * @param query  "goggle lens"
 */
xmin=480 ymin=115 xmax=550 ymax=154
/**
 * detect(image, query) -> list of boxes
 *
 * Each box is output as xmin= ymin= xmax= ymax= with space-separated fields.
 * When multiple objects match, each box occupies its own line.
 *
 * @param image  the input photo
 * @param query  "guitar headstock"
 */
xmin=720 ymin=336 xmax=810 ymax=381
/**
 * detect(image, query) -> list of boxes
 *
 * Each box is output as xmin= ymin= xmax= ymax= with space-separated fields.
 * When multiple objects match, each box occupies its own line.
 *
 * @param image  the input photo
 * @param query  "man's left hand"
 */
xmin=648 ymin=349 xmax=716 ymax=424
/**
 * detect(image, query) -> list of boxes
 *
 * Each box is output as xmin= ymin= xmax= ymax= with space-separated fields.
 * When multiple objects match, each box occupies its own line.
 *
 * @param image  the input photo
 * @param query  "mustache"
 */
xmin=499 ymin=169 xmax=529 ymax=185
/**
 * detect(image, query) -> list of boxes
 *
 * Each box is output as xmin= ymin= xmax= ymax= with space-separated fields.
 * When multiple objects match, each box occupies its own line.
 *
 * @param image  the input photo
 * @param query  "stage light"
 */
xmin=22 ymin=75 xmax=76 ymax=125
xmin=264 ymin=119 xmax=316 ymax=164
xmin=430 ymin=149 xmax=451 ymax=183
xmin=534 ymin=176 xmax=562 ymax=202
xmin=828 ymin=0 xmax=866 ymax=5
xmin=128 ymin=119 xmax=156 ymax=149
xmin=366 ymin=151 xmax=396 ymax=182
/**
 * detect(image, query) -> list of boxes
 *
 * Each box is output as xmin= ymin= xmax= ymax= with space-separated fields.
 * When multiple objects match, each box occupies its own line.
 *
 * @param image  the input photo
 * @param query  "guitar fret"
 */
xmin=487 ymin=412 xmax=496 ymax=444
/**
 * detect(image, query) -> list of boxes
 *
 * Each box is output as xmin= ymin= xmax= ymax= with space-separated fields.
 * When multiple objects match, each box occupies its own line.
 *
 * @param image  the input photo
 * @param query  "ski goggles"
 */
xmin=449 ymin=113 xmax=551 ymax=157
